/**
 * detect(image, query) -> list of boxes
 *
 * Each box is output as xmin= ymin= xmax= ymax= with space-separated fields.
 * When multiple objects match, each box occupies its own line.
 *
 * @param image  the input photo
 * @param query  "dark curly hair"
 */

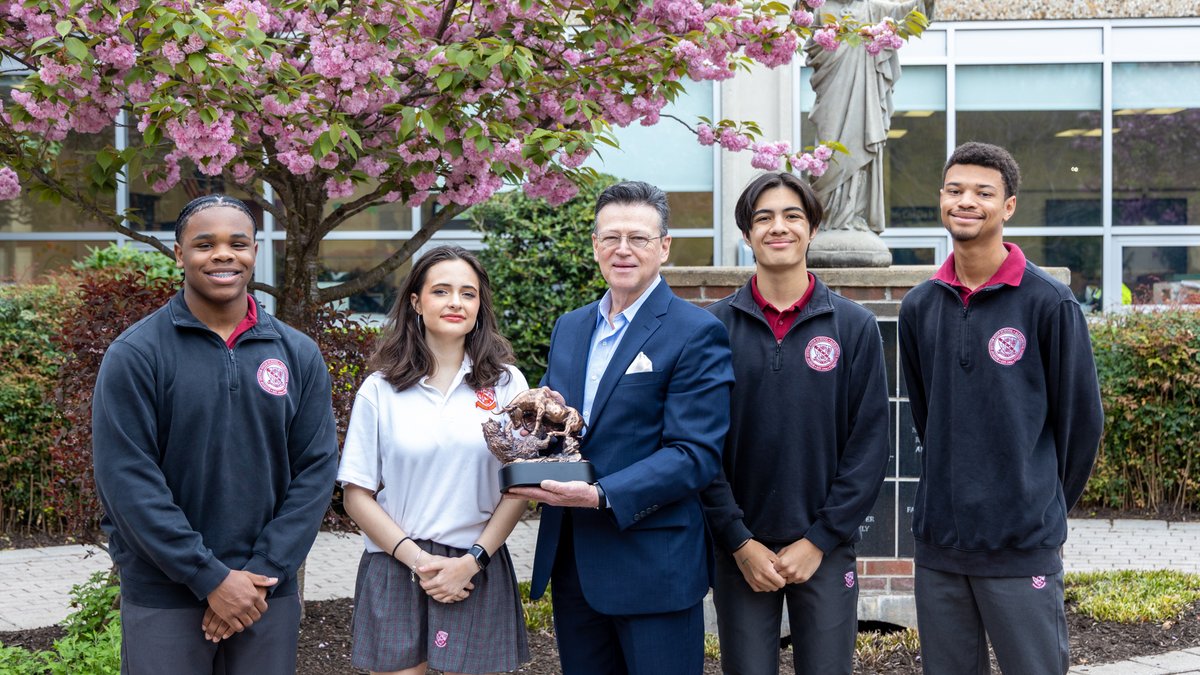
xmin=943 ymin=142 xmax=1022 ymax=199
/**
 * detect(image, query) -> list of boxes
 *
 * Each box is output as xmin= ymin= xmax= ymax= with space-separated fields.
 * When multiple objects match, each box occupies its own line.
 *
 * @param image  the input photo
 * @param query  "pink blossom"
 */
xmin=325 ymin=177 xmax=354 ymax=199
xmin=806 ymin=0 xmax=825 ymax=7
xmin=717 ymin=129 xmax=751 ymax=152
xmin=813 ymin=26 xmax=839 ymax=51
xmin=791 ymin=10 xmax=814 ymax=28
xmin=696 ymin=123 xmax=715 ymax=146
xmin=813 ymin=144 xmax=834 ymax=161
xmin=0 ymin=167 xmax=20 ymax=201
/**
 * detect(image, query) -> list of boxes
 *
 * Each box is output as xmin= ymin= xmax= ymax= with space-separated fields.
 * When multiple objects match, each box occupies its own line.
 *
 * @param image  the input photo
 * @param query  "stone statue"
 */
xmin=805 ymin=0 xmax=935 ymax=267
xmin=482 ymin=386 xmax=593 ymax=490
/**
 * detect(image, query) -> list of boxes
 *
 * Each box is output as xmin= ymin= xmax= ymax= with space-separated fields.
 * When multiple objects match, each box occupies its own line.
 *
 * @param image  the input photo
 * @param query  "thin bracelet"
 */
xmin=391 ymin=536 xmax=412 ymax=560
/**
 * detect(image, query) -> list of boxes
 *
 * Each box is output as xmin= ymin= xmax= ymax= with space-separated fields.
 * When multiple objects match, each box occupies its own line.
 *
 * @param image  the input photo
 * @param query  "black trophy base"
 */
xmin=500 ymin=460 xmax=595 ymax=492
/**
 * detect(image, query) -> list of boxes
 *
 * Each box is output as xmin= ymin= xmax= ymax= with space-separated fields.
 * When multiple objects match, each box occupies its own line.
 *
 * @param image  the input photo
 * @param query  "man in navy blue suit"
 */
xmin=507 ymin=181 xmax=734 ymax=674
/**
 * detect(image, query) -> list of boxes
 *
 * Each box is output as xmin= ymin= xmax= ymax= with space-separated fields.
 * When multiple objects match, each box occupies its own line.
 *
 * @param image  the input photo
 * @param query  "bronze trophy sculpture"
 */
xmin=482 ymin=386 xmax=595 ymax=492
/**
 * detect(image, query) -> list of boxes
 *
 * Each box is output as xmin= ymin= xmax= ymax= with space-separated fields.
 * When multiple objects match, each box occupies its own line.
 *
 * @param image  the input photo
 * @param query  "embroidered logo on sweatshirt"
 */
xmin=256 ymin=359 xmax=289 ymax=396
xmin=1032 ymin=575 xmax=1047 ymax=589
xmin=434 ymin=630 xmax=449 ymax=648
xmin=988 ymin=327 xmax=1026 ymax=366
xmin=805 ymin=336 xmax=840 ymax=372
xmin=844 ymin=571 xmax=856 ymax=588
xmin=475 ymin=387 xmax=497 ymax=411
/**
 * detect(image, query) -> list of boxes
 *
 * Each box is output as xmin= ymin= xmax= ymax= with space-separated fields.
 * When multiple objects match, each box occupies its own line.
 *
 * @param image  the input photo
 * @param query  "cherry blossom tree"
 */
xmin=0 ymin=0 xmax=927 ymax=325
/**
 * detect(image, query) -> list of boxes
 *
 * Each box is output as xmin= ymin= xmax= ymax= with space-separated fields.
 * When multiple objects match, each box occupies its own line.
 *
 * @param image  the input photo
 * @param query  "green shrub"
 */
xmin=518 ymin=580 xmax=555 ymax=635
xmin=1066 ymin=570 xmax=1200 ymax=623
xmin=0 ymin=571 xmax=121 ymax=674
xmin=473 ymin=181 xmax=612 ymax=385
xmin=0 ymin=284 xmax=72 ymax=530
xmin=1084 ymin=310 xmax=1200 ymax=514
xmin=73 ymin=244 xmax=181 ymax=287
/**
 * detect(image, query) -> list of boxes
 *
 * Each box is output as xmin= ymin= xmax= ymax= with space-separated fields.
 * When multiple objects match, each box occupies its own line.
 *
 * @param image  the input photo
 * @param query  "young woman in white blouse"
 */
xmin=338 ymin=245 xmax=530 ymax=675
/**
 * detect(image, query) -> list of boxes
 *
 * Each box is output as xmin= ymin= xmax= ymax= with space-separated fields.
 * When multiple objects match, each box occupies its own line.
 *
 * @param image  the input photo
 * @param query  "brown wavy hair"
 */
xmin=369 ymin=245 xmax=515 ymax=392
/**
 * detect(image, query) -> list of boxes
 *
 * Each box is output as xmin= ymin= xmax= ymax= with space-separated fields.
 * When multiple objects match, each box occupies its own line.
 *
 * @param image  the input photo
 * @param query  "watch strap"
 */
xmin=468 ymin=544 xmax=491 ymax=570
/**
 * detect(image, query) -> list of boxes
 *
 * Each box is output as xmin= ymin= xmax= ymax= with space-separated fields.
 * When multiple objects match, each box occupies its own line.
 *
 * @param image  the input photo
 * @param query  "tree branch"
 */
xmin=318 ymin=182 xmax=394 ymax=237
xmin=317 ymin=201 xmax=468 ymax=303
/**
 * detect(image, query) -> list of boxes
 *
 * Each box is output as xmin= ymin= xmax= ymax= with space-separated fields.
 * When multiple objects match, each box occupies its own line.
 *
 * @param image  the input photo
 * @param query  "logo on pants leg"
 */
xmin=434 ymin=630 xmax=449 ymax=648
xmin=1032 ymin=575 xmax=1046 ymax=589
xmin=844 ymin=571 xmax=856 ymax=588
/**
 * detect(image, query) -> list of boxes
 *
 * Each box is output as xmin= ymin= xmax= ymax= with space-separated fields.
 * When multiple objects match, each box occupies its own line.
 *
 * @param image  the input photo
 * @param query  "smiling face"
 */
xmin=592 ymin=202 xmax=671 ymax=304
xmin=743 ymin=185 xmax=816 ymax=272
xmin=410 ymin=258 xmax=481 ymax=344
xmin=174 ymin=205 xmax=257 ymax=317
xmin=940 ymin=164 xmax=1017 ymax=245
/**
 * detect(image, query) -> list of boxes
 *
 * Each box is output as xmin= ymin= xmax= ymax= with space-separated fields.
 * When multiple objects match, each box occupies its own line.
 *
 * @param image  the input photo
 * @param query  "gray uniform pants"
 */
xmin=119 ymin=593 xmax=302 ymax=675
xmin=712 ymin=543 xmax=858 ymax=675
xmin=915 ymin=565 xmax=1070 ymax=675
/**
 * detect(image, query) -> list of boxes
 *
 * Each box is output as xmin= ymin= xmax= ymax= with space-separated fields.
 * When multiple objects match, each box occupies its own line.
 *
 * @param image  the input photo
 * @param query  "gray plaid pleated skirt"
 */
xmin=350 ymin=539 xmax=530 ymax=673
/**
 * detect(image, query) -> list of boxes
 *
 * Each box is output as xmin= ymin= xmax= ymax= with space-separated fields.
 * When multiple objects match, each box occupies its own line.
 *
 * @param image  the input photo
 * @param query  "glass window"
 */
xmin=666 ymin=236 xmax=712 ymax=266
xmin=1008 ymin=236 xmax=1103 ymax=313
xmin=801 ymin=66 xmax=947 ymax=228
xmin=128 ymin=155 xmax=263 ymax=234
xmin=585 ymin=79 xmax=715 ymax=232
xmin=1112 ymin=63 xmax=1200 ymax=226
xmin=274 ymin=240 xmax=412 ymax=318
xmin=889 ymin=247 xmax=936 ymax=265
xmin=1 ymin=78 xmax=113 ymax=233
xmin=0 ymin=240 xmax=115 ymax=281
xmin=325 ymin=183 xmax=415 ymax=231
xmin=956 ymin=65 xmax=1103 ymax=227
xmin=1122 ymin=245 xmax=1200 ymax=305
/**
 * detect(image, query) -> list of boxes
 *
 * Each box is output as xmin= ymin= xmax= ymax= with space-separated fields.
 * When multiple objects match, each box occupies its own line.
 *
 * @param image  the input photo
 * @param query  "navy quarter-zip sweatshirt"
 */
xmin=898 ymin=251 xmax=1103 ymax=576
xmin=701 ymin=276 xmax=890 ymax=554
xmin=93 ymin=291 xmax=338 ymax=607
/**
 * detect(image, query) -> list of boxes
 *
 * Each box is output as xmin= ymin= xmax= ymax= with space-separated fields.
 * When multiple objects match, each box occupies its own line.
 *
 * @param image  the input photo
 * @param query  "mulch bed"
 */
xmin=4 ymin=598 xmax=1198 ymax=674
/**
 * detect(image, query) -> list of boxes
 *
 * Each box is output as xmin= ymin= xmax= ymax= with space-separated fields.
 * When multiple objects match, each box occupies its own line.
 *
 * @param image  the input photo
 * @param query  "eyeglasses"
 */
xmin=596 ymin=233 xmax=662 ymax=250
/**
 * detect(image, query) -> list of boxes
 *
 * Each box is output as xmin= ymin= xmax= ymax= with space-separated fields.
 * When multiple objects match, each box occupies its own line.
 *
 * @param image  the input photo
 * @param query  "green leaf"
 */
xmin=64 ymin=36 xmax=90 ymax=62
xmin=56 ymin=20 xmax=72 ymax=37
xmin=436 ymin=71 xmax=453 ymax=91
xmin=420 ymin=110 xmax=445 ymax=143
xmin=344 ymin=127 xmax=362 ymax=149
xmin=188 ymin=52 xmax=207 ymax=74
xmin=191 ymin=7 xmax=213 ymax=29
xmin=198 ymin=106 xmax=217 ymax=124
xmin=172 ymin=21 xmax=193 ymax=38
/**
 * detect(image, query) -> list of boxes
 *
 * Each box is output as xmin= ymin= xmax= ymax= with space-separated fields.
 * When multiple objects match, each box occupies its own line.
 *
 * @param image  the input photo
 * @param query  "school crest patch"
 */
xmin=256 ymin=359 xmax=289 ymax=396
xmin=805 ymin=336 xmax=840 ymax=372
xmin=475 ymin=387 xmax=498 ymax=411
xmin=988 ymin=327 xmax=1027 ymax=366
xmin=1032 ymin=575 xmax=1047 ymax=590
xmin=844 ymin=571 xmax=856 ymax=588
xmin=434 ymin=630 xmax=449 ymax=648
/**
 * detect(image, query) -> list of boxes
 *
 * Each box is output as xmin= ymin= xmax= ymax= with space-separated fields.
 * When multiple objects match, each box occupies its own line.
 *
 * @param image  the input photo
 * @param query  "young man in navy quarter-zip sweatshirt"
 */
xmin=92 ymin=195 xmax=338 ymax=675
xmin=701 ymin=172 xmax=890 ymax=675
xmin=898 ymin=143 xmax=1104 ymax=675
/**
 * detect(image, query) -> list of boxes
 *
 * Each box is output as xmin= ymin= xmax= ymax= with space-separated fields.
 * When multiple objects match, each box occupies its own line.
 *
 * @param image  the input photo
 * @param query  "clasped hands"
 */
xmin=413 ymin=553 xmax=478 ymax=604
xmin=202 ymin=569 xmax=277 ymax=643
xmin=735 ymin=538 xmax=824 ymax=592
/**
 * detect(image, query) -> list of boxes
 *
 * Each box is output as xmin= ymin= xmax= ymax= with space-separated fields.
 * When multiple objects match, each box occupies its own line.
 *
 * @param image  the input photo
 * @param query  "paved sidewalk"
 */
xmin=3 ymin=518 xmax=1200 ymax=674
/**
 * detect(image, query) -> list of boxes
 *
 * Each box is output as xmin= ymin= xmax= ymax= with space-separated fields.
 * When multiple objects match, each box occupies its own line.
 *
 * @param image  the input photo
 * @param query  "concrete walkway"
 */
xmin=2 ymin=518 xmax=1199 ymax=673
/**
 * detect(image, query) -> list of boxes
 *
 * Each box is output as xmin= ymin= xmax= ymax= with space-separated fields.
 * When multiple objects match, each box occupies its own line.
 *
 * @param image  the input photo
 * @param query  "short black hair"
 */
xmin=734 ymin=172 xmax=824 ymax=236
xmin=943 ymin=142 xmax=1022 ymax=199
xmin=593 ymin=181 xmax=670 ymax=236
xmin=174 ymin=194 xmax=258 ymax=242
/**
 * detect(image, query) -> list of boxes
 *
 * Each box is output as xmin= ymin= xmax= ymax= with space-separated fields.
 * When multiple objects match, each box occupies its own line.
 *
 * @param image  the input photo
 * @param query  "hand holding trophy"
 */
xmin=482 ymin=386 xmax=596 ymax=492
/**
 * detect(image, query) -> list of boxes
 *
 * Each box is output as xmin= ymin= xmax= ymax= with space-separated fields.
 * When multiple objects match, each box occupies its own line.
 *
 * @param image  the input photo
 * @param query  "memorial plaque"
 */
xmin=898 ymin=401 xmax=923 ymax=479
xmin=898 ymin=480 xmax=919 ymax=557
xmin=880 ymin=319 xmax=899 ymax=397
xmin=858 ymin=482 xmax=896 ymax=557
xmin=887 ymin=401 xmax=899 ymax=477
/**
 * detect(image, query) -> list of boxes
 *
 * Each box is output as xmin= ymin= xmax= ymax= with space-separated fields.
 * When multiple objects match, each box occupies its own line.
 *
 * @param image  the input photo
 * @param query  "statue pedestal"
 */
xmin=807 ymin=229 xmax=892 ymax=268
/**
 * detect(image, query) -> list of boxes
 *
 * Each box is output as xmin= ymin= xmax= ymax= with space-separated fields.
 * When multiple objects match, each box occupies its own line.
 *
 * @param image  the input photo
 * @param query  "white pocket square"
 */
xmin=625 ymin=352 xmax=654 ymax=375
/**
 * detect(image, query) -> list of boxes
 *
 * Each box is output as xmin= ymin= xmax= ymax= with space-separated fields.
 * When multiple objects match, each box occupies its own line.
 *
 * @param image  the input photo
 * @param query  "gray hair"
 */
xmin=593 ymin=181 xmax=670 ymax=236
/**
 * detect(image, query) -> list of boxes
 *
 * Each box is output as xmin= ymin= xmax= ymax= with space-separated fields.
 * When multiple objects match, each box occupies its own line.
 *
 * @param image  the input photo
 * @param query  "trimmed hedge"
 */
xmin=1083 ymin=309 xmax=1200 ymax=515
xmin=0 ymin=284 xmax=72 ymax=531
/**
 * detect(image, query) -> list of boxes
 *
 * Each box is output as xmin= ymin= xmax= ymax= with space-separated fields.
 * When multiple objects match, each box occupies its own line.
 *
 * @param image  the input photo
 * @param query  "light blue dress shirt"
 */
xmin=581 ymin=275 xmax=662 ymax=428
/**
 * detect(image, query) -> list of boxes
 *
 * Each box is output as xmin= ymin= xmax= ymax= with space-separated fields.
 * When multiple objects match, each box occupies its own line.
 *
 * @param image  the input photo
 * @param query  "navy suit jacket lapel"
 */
xmin=560 ymin=301 xmax=599 ymax=409
xmin=586 ymin=281 xmax=670 ymax=428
